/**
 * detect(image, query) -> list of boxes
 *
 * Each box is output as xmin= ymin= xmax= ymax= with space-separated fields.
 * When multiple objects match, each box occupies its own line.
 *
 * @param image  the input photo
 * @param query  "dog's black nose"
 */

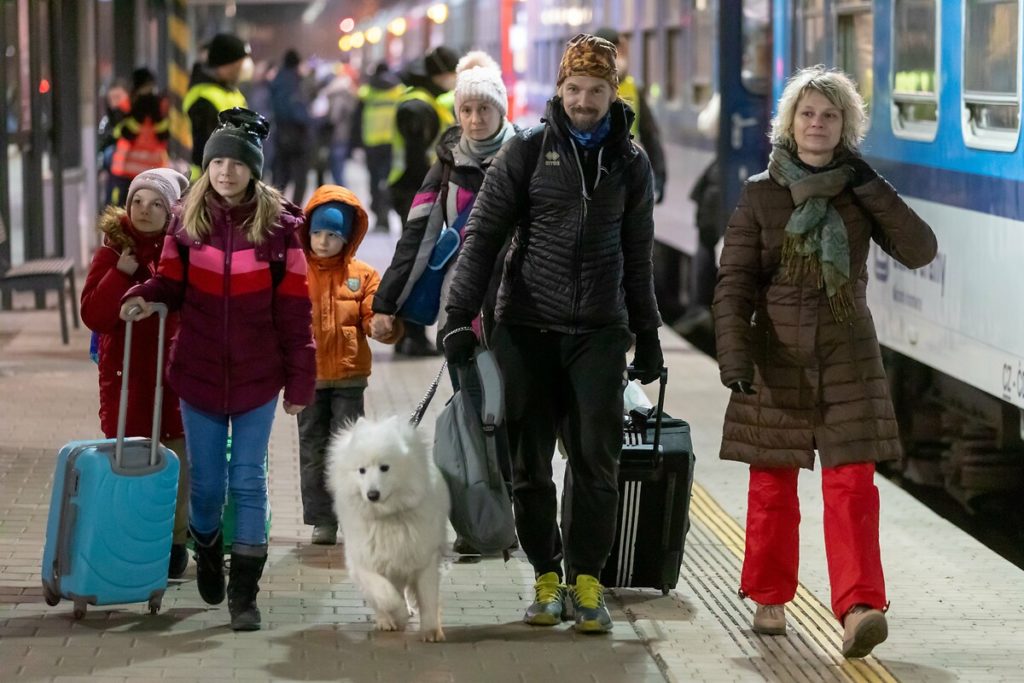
xmin=366 ymin=490 xmax=380 ymax=502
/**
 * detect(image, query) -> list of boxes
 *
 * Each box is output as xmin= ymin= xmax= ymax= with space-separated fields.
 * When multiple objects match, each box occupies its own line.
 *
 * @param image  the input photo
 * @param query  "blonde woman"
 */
xmin=121 ymin=108 xmax=315 ymax=632
xmin=714 ymin=66 xmax=937 ymax=657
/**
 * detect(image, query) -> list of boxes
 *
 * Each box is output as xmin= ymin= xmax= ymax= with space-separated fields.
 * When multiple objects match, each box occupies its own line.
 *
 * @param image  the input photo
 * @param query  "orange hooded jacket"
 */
xmin=303 ymin=185 xmax=402 ymax=386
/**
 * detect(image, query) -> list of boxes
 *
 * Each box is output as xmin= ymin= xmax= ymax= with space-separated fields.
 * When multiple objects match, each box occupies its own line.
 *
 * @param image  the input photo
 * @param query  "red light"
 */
xmin=339 ymin=18 xmax=355 ymax=32
xmin=39 ymin=79 xmax=50 ymax=94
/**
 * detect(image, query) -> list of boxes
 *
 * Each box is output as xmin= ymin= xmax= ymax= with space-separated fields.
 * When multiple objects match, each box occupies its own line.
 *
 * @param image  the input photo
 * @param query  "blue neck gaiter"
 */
xmin=568 ymin=112 xmax=612 ymax=150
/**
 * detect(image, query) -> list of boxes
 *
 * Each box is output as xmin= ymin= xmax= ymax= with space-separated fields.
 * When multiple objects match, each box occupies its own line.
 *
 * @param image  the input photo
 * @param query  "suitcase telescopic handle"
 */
xmin=626 ymin=366 xmax=668 ymax=466
xmin=115 ymin=303 xmax=169 ymax=467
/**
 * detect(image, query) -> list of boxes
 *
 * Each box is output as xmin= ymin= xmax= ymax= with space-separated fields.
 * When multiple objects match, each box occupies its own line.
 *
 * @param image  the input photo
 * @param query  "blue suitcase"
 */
xmin=41 ymin=303 xmax=180 ymax=618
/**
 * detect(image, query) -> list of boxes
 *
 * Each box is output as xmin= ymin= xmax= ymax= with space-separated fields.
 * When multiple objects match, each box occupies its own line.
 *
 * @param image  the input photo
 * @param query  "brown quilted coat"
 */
xmin=713 ymin=171 xmax=937 ymax=469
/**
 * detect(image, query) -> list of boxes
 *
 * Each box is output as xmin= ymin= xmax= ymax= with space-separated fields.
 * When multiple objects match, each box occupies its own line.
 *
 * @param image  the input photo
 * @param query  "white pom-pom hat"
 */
xmin=454 ymin=51 xmax=507 ymax=118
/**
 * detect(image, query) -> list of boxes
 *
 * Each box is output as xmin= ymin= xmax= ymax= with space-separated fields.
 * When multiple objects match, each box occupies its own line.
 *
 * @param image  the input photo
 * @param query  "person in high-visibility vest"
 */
xmin=108 ymin=68 xmax=172 ymax=207
xmin=594 ymin=28 xmax=666 ymax=204
xmin=388 ymin=45 xmax=460 ymax=357
xmin=184 ymin=33 xmax=251 ymax=180
xmin=352 ymin=62 xmax=403 ymax=233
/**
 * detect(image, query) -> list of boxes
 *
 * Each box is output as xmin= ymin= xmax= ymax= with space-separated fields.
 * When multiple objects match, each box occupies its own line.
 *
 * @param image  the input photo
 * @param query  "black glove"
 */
xmin=630 ymin=329 xmax=664 ymax=384
xmin=441 ymin=319 xmax=478 ymax=366
xmin=729 ymin=380 xmax=757 ymax=395
xmin=847 ymin=156 xmax=878 ymax=187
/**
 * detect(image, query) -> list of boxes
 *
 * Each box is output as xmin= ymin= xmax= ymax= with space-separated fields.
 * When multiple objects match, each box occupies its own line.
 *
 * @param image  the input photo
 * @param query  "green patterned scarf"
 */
xmin=768 ymin=146 xmax=856 ymax=322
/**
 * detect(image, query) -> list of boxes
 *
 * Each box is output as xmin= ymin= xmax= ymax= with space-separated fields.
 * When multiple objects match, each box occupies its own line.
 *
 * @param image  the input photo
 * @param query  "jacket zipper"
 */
xmin=223 ymin=225 xmax=233 ymax=413
xmin=569 ymin=142 xmax=591 ymax=333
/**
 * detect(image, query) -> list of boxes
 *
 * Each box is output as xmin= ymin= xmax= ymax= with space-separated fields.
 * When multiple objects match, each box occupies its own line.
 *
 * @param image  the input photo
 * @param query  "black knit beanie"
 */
xmin=202 ymin=107 xmax=269 ymax=179
xmin=207 ymin=33 xmax=249 ymax=68
xmin=425 ymin=46 xmax=459 ymax=76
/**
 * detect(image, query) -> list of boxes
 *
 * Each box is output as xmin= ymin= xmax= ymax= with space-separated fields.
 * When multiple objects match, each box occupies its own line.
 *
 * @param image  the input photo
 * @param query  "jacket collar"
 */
xmin=544 ymin=97 xmax=636 ymax=158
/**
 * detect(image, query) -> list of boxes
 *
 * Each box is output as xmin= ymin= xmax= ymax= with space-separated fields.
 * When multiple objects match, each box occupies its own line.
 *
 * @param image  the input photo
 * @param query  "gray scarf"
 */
xmin=457 ymin=119 xmax=517 ymax=165
xmin=768 ymin=146 xmax=856 ymax=322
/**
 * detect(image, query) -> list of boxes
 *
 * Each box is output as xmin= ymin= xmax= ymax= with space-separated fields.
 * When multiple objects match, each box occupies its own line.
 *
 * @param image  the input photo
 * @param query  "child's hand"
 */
xmin=116 ymin=248 xmax=139 ymax=275
xmin=283 ymin=401 xmax=306 ymax=415
xmin=370 ymin=314 xmax=394 ymax=339
xmin=120 ymin=297 xmax=153 ymax=321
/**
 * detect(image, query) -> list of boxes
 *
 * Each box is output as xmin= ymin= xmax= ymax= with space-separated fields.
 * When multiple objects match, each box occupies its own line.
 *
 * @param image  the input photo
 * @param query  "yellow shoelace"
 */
xmin=534 ymin=572 xmax=564 ymax=604
xmin=572 ymin=575 xmax=605 ymax=609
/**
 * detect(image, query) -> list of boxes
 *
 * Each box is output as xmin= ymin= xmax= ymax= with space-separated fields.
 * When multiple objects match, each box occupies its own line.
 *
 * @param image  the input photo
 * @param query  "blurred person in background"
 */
xmin=388 ymin=45 xmax=461 ymax=357
xmin=107 ymin=68 xmax=172 ymax=207
xmin=352 ymin=62 xmax=403 ymax=233
xmin=270 ymin=49 xmax=313 ymax=205
xmin=184 ymin=32 xmax=251 ymax=180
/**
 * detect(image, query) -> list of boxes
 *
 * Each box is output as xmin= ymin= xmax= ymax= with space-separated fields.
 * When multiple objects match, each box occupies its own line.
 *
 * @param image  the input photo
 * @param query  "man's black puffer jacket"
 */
xmin=446 ymin=97 xmax=661 ymax=335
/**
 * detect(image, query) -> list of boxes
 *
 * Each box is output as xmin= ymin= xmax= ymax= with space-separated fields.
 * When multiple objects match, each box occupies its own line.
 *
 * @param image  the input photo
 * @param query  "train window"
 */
xmin=892 ymin=0 xmax=938 ymax=140
xmin=691 ymin=0 xmax=715 ymax=106
xmin=643 ymin=31 xmax=658 ymax=98
xmin=742 ymin=0 xmax=772 ymax=95
xmin=963 ymin=0 xmax=1020 ymax=150
xmin=796 ymin=0 xmax=828 ymax=67
xmin=835 ymin=1 xmax=874 ymax=122
xmin=667 ymin=28 xmax=681 ymax=103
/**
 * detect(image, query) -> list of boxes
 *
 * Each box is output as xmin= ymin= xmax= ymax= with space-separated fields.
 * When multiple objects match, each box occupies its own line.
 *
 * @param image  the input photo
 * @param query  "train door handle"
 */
xmin=731 ymin=113 xmax=759 ymax=149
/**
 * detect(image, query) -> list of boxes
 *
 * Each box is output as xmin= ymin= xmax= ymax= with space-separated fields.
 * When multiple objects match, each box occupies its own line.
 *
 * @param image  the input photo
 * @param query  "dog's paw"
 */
xmin=420 ymin=626 xmax=445 ymax=643
xmin=374 ymin=615 xmax=400 ymax=632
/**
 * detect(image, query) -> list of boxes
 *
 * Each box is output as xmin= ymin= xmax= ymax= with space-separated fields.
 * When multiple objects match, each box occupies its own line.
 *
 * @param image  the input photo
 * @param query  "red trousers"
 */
xmin=739 ymin=462 xmax=887 ymax=621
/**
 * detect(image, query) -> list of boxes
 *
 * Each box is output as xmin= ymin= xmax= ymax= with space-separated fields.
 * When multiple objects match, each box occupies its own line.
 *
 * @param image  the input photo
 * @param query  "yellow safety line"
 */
xmin=689 ymin=481 xmax=899 ymax=683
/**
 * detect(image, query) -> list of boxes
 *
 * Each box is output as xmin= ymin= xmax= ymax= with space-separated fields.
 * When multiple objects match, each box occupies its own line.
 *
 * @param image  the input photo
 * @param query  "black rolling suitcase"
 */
xmin=565 ymin=368 xmax=696 ymax=594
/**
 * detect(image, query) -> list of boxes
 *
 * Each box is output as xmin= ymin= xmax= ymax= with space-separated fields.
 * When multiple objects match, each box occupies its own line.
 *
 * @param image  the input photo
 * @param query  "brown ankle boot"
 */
xmin=842 ymin=605 xmax=888 ymax=658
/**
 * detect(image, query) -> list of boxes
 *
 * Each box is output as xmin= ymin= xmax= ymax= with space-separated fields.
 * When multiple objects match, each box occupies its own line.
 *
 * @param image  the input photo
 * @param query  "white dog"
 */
xmin=326 ymin=415 xmax=450 ymax=642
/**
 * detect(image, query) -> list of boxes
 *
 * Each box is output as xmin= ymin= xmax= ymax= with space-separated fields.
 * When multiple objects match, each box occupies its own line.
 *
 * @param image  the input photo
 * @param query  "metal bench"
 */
xmin=0 ymin=217 xmax=79 ymax=345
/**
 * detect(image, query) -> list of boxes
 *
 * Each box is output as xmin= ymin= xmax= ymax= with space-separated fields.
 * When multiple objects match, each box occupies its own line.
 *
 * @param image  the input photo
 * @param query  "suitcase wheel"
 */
xmin=72 ymin=600 xmax=87 ymax=620
xmin=661 ymin=586 xmax=670 ymax=596
xmin=42 ymin=582 xmax=60 ymax=607
xmin=148 ymin=596 xmax=162 ymax=615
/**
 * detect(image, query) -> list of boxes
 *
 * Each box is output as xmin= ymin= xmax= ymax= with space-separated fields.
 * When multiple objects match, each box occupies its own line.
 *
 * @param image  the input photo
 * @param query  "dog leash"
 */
xmin=409 ymin=361 xmax=448 ymax=427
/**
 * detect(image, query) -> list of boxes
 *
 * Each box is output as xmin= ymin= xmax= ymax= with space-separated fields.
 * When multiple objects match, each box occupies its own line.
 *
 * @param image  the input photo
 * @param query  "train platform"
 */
xmin=2 ymin=222 xmax=1023 ymax=683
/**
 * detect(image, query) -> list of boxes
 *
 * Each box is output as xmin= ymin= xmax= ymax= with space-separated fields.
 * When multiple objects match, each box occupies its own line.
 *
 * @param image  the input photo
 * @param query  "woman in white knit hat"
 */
xmin=370 ymin=51 xmax=518 ymax=555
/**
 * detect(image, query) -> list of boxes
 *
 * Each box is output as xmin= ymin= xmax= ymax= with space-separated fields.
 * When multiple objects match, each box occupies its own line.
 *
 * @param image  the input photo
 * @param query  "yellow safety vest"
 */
xmin=389 ymin=87 xmax=455 ymax=185
xmin=617 ymin=76 xmax=641 ymax=138
xmin=358 ymin=84 xmax=403 ymax=147
xmin=183 ymin=83 xmax=248 ymax=179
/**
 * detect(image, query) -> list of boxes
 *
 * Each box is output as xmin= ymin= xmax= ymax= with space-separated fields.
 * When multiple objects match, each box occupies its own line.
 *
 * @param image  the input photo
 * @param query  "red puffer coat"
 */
xmin=81 ymin=209 xmax=183 ymax=440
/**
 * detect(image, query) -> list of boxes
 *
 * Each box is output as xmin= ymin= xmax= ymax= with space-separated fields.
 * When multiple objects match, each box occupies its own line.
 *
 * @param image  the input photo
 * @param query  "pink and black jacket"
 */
xmin=126 ymin=192 xmax=316 ymax=415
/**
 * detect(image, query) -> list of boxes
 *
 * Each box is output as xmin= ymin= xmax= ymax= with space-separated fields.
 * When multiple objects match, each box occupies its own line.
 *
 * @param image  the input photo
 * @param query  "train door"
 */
xmin=717 ymin=0 xmax=773 ymax=222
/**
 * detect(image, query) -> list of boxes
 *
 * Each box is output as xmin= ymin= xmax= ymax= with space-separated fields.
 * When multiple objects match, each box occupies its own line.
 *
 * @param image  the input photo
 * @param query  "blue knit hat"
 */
xmin=310 ymin=202 xmax=355 ymax=241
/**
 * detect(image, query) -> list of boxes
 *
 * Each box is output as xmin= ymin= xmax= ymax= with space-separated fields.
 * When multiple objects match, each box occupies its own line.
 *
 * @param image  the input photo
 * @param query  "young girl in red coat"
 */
xmin=80 ymin=167 xmax=191 ymax=580
xmin=121 ymin=108 xmax=316 ymax=632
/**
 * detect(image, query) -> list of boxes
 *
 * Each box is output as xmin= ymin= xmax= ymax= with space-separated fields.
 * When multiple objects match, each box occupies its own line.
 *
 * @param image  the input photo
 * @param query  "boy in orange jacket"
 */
xmin=298 ymin=185 xmax=404 ymax=545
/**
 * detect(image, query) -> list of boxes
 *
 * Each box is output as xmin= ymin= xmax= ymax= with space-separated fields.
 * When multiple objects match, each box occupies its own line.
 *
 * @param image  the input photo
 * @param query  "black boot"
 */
xmin=191 ymin=528 xmax=225 ymax=605
xmin=228 ymin=546 xmax=268 ymax=631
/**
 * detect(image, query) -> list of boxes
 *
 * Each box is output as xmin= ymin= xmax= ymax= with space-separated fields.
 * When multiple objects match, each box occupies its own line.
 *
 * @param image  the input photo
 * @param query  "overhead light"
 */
xmin=366 ymin=26 xmax=383 ymax=44
xmin=427 ymin=3 xmax=448 ymax=24
xmin=339 ymin=17 xmax=355 ymax=33
xmin=351 ymin=31 xmax=365 ymax=49
xmin=302 ymin=0 xmax=327 ymax=24
xmin=388 ymin=17 xmax=407 ymax=37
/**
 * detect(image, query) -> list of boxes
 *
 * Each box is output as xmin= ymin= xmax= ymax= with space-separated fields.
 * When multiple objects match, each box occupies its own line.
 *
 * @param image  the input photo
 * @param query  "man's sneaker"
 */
xmin=523 ymin=572 xmax=567 ymax=626
xmin=568 ymin=575 xmax=613 ymax=633
xmin=311 ymin=525 xmax=338 ymax=545
xmin=752 ymin=603 xmax=787 ymax=635
xmin=842 ymin=605 xmax=888 ymax=658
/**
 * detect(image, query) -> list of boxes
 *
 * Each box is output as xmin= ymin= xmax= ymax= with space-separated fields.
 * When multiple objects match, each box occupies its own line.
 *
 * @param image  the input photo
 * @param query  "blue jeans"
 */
xmin=328 ymin=142 xmax=348 ymax=186
xmin=180 ymin=397 xmax=277 ymax=546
